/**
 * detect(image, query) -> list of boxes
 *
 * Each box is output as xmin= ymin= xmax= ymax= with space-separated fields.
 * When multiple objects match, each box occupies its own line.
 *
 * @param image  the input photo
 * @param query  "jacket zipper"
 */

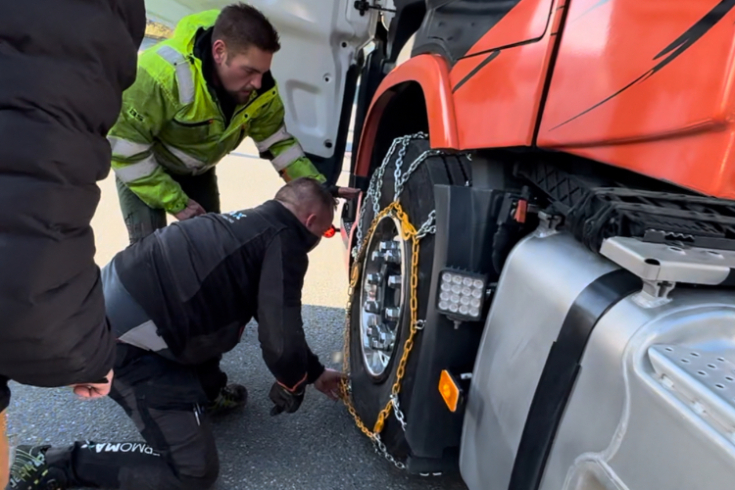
xmin=220 ymin=90 xmax=260 ymax=127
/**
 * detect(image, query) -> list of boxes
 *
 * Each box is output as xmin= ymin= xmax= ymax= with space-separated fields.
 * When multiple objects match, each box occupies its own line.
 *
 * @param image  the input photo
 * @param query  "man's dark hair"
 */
xmin=275 ymin=177 xmax=337 ymax=214
xmin=213 ymin=3 xmax=281 ymax=53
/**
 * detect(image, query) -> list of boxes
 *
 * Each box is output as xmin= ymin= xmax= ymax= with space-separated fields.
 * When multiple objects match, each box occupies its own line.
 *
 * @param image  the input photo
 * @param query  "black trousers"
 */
xmin=116 ymin=167 xmax=221 ymax=245
xmin=47 ymin=344 xmax=227 ymax=490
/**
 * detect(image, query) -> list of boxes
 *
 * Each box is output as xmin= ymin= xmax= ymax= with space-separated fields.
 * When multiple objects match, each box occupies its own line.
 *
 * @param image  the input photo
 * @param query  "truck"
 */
xmin=147 ymin=1 xmax=735 ymax=488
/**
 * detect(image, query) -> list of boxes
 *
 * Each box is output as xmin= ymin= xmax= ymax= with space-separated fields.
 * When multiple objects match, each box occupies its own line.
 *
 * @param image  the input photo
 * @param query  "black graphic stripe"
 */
xmin=452 ymin=50 xmax=501 ymax=93
xmin=452 ymin=0 xmax=561 ymax=92
xmin=412 ymin=0 xmax=524 ymax=65
xmin=550 ymin=72 xmax=651 ymax=130
xmin=459 ymin=0 xmax=557 ymax=61
xmin=551 ymin=0 xmax=735 ymax=130
xmin=507 ymin=269 xmax=642 ymax=490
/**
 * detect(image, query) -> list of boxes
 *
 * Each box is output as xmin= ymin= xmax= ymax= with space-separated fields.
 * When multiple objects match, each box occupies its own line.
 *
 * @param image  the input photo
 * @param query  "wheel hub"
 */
xmin=359 ymin=214 xmax=407 ymax=378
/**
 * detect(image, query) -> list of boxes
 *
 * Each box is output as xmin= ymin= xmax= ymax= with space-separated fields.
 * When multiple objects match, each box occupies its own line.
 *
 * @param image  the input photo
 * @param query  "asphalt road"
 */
xmin=5 ymin=140 xmax=469 ymax=490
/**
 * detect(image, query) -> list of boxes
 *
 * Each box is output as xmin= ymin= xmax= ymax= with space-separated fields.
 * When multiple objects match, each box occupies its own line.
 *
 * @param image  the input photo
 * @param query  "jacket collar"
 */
xmin=192 ymin=27 xmax=238 ymax=123
xmin=260 ymin=200 xmax=321 ymax=251
xmin=193 ymin=27 xmax=216 ymax=88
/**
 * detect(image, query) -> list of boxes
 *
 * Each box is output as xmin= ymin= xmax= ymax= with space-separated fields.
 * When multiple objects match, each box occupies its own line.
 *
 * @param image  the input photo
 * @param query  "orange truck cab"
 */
xmin=354 ymin=0 xmax=735 ymax=199
xmin=339 ymin=4 xmax=735 ymax=485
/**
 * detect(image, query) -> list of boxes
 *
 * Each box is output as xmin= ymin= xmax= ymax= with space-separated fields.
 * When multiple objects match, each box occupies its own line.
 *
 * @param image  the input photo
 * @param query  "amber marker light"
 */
xmin=439 ymin=369 xmax=461 ymax=412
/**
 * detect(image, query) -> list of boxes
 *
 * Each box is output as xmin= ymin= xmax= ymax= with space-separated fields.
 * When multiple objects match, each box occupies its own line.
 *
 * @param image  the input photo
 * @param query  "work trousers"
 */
xmin=116 ymin=167 xmax=220 ymax=244
xmin=46 ymin=344 xmax=227 ymax=490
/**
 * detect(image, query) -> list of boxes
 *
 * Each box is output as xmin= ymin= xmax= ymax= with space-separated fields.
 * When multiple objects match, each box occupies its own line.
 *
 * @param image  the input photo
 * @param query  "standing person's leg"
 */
xmin=176 ymin=168 xmax=221 ymax=214
xmin=6 ymin=346 xmax=219 ymax=490
xmin=115 ymin=168 xmax=219 ymax=246
xmin=115 ymin=178 xmax=168 ymax=245
xmin=1 ymin=379 xmax=8 ymax=487
xmin=0 ymin=414 xmax=6 ymax=489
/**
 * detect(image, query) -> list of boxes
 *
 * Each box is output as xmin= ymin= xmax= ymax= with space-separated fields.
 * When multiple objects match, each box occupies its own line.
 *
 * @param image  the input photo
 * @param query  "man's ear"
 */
xmin=212 ymin=39 xmax=227 ymax=64
xmin=304 ymin=213 xmax=317 ymax=229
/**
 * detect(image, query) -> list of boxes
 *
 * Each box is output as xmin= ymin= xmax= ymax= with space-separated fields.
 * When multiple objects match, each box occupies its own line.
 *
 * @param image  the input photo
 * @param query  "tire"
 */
xmin=348 ymin=135 xmax=470 ymax=457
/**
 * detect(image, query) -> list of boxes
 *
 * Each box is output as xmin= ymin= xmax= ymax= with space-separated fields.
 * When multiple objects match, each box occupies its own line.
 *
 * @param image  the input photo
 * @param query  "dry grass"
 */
xmin=145 ymin=20 xmax=173 ymax=40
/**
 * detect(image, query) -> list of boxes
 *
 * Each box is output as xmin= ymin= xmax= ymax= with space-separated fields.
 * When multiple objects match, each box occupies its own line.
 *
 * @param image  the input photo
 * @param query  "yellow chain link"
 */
xmin=338 ymin=200 xmax=424 ymax=441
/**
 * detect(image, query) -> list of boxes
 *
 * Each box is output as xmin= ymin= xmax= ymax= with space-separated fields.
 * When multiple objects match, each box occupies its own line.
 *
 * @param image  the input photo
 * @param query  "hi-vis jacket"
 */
xmin=107 ymin=10 xmax=326 ymax=214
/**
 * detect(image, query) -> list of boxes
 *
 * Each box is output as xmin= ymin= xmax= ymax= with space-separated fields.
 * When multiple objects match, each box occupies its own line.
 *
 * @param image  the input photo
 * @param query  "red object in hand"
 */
xmin=324 ymin=225 xmax=336 ymax=238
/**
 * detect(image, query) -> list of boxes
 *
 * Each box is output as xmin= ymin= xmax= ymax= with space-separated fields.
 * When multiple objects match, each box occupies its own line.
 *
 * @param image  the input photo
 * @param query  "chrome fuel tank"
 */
xmin=459 ymin=227 xmax=735 ymax=490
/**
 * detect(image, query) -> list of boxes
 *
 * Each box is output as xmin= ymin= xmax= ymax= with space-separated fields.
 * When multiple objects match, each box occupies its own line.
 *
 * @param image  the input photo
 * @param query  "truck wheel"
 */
xmin=347 ymin=135 xmax=469 ymax=458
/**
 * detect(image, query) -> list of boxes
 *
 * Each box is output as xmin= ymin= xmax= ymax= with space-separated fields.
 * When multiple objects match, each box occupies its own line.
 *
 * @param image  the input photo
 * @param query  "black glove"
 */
xmin=322 ymin=182 xmax=340 ymax=198
xmin=268 ymin=381 xmax=305 ymax=416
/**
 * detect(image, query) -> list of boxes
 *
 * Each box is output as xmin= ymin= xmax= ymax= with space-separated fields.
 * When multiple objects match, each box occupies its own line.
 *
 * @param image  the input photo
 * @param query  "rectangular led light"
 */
xmin=436 ymin=268 xmax=487 ymax=322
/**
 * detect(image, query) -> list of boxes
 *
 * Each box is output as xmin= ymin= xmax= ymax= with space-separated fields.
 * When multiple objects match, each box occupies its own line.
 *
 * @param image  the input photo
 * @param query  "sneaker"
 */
xmin=204 ymin=384 xmax=248 ymax=416
xmin=6 ymin=445 xmax=64 ymax=490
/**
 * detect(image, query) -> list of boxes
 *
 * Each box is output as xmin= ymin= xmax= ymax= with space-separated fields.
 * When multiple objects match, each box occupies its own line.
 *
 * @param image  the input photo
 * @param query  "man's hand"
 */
xmin=174 ymin=198 xmax=206 ymax=221
xmin=268 ymin=381 xmax=305 ymax=416
xmin=72 ymin=369 xmax=114 ymax=399
xmin=314 ymin=368 xmax=345 ymax=401
xmin=336 ymin=186 xmax=360 ymax=200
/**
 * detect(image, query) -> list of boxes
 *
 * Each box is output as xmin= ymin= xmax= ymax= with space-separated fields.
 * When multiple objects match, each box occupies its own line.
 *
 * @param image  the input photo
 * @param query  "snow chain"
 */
xmin=338 ymin=133 xmax=469 ymax=470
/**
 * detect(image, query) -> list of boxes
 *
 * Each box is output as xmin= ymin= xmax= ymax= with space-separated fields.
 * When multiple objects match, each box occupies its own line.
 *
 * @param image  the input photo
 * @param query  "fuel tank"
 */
xmin=460 ymin=225 xmax=735 ymax=490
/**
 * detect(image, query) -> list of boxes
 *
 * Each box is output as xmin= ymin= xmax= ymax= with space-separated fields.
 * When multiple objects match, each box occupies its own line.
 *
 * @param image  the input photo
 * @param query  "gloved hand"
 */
xmin=268 ymin=381 xmax=305 ymax=416
xmin=322 ymin=183 xmax=360 ymax=200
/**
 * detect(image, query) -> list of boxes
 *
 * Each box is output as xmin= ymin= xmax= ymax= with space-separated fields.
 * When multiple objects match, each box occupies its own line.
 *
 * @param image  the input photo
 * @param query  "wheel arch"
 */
xmin=353 ymin=54 xmax=460 ymax=180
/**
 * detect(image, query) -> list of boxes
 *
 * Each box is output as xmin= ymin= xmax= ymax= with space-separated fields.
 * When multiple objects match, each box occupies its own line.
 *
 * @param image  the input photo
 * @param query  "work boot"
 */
xmin=6 ymin=445 xmax=65 ymax=490
xmin=204 ymin=383 xmax=248 ymax=416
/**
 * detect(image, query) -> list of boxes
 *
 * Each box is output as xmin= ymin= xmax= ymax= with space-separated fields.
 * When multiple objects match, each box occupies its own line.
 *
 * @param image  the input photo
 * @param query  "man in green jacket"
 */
xmin=109 ymin=3 xmax=357 ymax=243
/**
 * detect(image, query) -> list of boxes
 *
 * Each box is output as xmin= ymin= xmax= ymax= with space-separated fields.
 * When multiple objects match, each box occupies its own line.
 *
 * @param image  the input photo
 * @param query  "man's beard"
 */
xmin=229 ymin=88 xmax=253 ymax=104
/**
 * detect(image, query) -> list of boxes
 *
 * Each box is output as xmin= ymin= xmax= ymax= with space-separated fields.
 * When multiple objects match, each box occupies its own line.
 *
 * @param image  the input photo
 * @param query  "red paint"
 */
xmin=538 ymin=0 xmax=735 ymax=198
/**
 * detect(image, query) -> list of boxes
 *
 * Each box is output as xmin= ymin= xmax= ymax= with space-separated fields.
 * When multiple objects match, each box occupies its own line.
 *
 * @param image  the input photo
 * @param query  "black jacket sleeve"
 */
xmin=0 ymin=0 xmax=145 ymax=387
xmin=257 ymin=231 xmax=325 ymax=390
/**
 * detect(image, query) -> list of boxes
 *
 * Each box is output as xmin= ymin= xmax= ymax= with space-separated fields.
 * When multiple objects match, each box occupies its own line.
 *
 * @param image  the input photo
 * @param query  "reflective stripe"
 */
xmin=118 ymin=320 xmax=170 ymax=352
xmin=271 ymin=143 xmax=306 ymax=171
xmin=157 ymin=45 xmax=195 ymax=105
xmin=107 ymin=136 xmax=151 ymax=158
xmin=113 ymin=155 xmax=159 ymax=183
xmin=253 ymin=124 xmax=293 ymax=153
xmin=164 ymin=143 xmax=207 ymax=171
xmin=157 ymin=45 xmax=185 ymax=64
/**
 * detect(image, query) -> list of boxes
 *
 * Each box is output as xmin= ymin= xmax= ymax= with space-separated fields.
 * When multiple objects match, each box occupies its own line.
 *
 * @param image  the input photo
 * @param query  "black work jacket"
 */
xmin=114 ymin=200 xmax=325 ymax=389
